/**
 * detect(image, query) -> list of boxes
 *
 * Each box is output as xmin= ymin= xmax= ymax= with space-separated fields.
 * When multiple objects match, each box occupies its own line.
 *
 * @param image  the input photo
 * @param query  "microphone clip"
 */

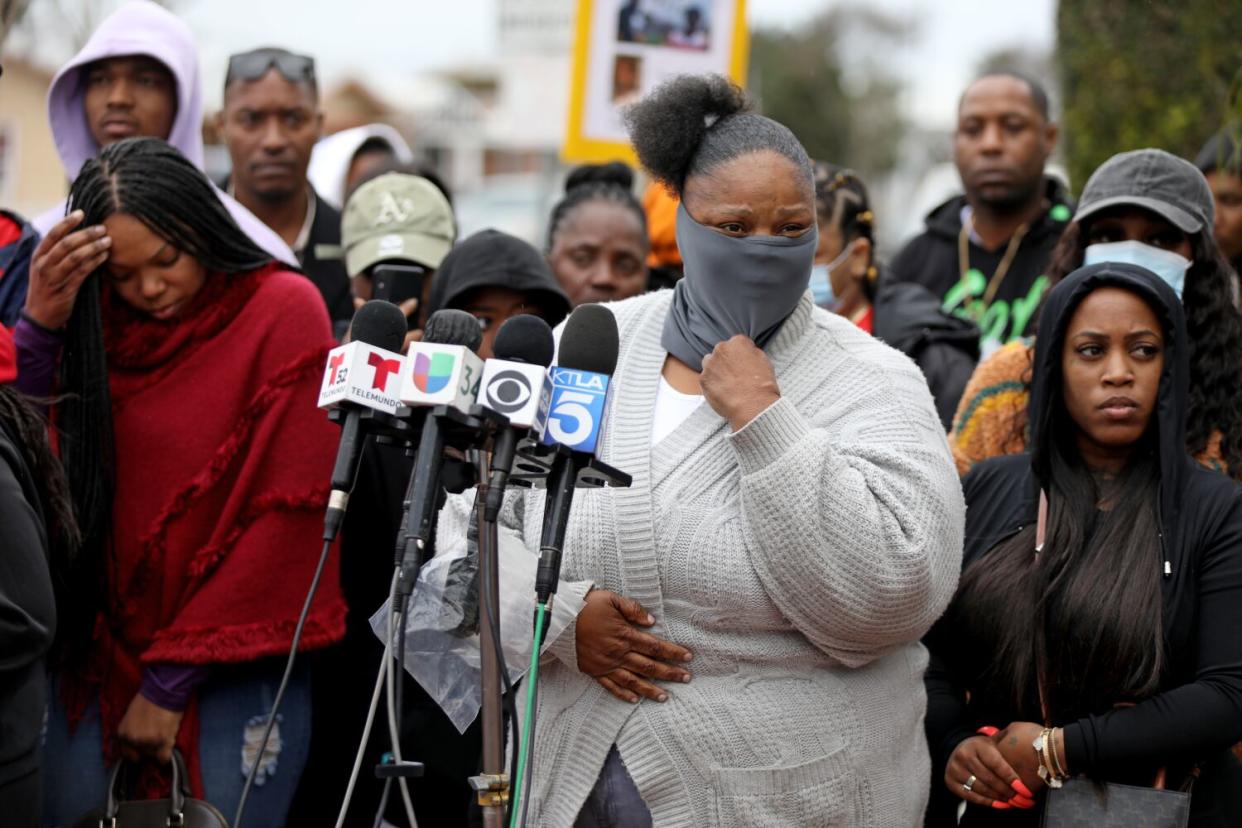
xmin=327 ymin=406 xmax=417 ymax=447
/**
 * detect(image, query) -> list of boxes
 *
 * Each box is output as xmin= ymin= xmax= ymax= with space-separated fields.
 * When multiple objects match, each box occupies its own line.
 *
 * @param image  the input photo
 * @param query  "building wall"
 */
xmin=0 ymin=59 xmax=66 ymax=220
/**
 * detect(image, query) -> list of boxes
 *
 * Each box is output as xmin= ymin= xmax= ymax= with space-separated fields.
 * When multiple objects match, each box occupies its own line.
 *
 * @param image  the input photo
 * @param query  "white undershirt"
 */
xmin=651 ymin=375 xmax=703 ymax=446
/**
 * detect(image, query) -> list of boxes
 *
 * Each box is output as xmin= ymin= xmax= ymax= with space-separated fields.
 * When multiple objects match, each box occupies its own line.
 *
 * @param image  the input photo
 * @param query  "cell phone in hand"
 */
xmin=371 ymin=263 xmax=428 ymax=328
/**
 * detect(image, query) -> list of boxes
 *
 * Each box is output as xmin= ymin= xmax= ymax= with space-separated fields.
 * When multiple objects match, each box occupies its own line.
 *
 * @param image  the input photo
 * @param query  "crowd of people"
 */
xmin=3 ymin=1 xmax=1242 ymax=826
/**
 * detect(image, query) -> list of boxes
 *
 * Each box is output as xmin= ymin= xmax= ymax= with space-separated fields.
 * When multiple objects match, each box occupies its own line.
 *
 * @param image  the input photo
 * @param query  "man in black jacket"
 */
xmin=891 ymin=71 xmax=1071 ymax=358
xmin=219 ymin=47 xmax=353 ymax=334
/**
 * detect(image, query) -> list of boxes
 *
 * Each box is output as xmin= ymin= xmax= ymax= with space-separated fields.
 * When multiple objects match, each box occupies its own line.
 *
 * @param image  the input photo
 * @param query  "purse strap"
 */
xmin=102 ymin=748 xmax=190 ymax=826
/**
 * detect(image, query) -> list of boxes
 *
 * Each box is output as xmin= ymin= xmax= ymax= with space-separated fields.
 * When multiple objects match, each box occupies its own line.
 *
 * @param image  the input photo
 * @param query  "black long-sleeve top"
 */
xmin=0 ymin=421 xmax=56 ymax=788
xmin=925 ymin=454 xmax=1242 ymax=826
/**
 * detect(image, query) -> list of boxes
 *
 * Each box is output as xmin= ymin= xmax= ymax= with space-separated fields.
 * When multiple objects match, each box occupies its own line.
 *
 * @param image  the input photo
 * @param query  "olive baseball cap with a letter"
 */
xmin=341 ymin=173 xmax=456 ymax=275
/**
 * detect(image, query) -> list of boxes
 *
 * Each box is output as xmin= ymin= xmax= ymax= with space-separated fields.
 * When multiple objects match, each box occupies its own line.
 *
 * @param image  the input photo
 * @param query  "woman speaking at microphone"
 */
xmin=21 ymin=137 xmax=345 ymax=824
xmin=438 ymin=75 xmax=963 ymax=825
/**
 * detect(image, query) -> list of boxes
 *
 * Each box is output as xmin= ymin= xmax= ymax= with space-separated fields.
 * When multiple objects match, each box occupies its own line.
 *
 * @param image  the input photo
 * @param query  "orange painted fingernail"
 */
xmin=1012 ymin=780 xmax=1034 ymax=798
xmin=990 ymin=801 xmax=1011 ymax=810
xmin=977 ymin=726 xmax=999 ymax=737
xmin=1012 ymin=797 xmax=1035 ymax=809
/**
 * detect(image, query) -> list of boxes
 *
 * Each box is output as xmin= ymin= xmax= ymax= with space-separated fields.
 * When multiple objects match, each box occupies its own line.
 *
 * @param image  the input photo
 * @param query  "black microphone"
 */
xmin=535 ymin=304 xmax=620 ymax=606
xmin=320 ymin=300 xmax=408 ymax=540
xmin=478 ymin=315 xmax=556 ymax=522
xmin=397 ymin=309 xmax=485 ymax=597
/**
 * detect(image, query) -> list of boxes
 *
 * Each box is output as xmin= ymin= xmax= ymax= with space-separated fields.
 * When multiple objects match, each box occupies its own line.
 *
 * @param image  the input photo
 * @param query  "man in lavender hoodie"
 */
xmin=31 ymin=0 xmax=294 ymax=266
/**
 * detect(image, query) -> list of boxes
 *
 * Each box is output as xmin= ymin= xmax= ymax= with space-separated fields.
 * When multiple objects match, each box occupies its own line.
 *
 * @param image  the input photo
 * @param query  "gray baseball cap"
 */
xmin=341 ymin=173 xmax=456 ymax=276
xmin=1074 ymin=148 xmax=1214 ymax=234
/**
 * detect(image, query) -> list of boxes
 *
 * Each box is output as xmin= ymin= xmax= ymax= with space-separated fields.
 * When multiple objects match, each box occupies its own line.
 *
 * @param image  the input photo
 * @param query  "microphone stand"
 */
xmin=472 ymin=449 xmax=508 ymax=828
xmin=388 ymin=403 xmax=514 ymax=821
xmin=504 ymin=441 xmax=633 ymax=825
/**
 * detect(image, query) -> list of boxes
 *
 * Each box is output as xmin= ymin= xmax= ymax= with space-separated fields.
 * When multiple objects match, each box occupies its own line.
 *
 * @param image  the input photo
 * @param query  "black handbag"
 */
xmin=72 ymin=749 xmax=229 ymax=828
xmin=1040 ymin=777 xmax=1191 ymax=828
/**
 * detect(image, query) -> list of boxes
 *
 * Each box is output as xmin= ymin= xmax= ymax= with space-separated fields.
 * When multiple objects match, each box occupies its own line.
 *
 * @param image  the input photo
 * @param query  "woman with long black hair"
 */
xmin=0 ymin=328 xmax=78 ymax=828
xmin=925 ymin=262 xmax=1242 ymax=826
xmin=949 ymin=149 xmax=1242 ymax=478
xmin=21 ymin=137 xmax=345 ymax=825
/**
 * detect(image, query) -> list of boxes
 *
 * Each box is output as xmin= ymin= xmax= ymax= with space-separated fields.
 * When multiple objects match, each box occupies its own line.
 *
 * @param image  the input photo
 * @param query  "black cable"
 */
xmin=233 ymin=535 xmax=334 ymax=828
xmin=334 ymin=571 xmax=398 ymax=828
xmin=388 ymin=603 xmax=413 ymax=822
xmin=395 ymin=609 xmax=407 ymax=740
xmin=385 ymin=601 xmax=417 ymax=824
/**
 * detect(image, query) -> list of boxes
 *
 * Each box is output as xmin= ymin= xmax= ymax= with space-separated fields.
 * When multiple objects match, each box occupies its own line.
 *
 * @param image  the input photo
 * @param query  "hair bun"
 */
xmin=623 ymin=74 xmax=748 ymax=192
xmin=565 ymin=161 xmax=634 ymax=193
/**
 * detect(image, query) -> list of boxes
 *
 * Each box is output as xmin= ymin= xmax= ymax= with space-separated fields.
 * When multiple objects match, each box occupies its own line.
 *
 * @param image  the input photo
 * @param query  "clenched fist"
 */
xmin=700 ymin=335 xmax=780 ymax=431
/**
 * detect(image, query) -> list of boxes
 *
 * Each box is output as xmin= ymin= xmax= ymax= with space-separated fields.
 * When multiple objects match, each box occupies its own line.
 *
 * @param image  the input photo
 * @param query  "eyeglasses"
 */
xmin=226 ymin=48 xmax=316 ymax=88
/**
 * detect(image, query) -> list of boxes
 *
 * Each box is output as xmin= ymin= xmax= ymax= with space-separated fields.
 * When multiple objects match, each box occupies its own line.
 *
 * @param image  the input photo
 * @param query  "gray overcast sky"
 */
xmin=20 ymin=0 xmax=1056 ymax=128
xmin=177 ymin=0 xmax=1055 ymax=127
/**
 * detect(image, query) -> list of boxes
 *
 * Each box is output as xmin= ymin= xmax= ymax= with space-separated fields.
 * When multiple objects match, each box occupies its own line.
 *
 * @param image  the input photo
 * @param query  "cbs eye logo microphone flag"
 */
xmin=317 ymin=341 xmax=406 ymax=414
xmin=478 ymin=360 xmax=547 ymax=428
xmin=535 ymin=367 xmax=610 ymax=455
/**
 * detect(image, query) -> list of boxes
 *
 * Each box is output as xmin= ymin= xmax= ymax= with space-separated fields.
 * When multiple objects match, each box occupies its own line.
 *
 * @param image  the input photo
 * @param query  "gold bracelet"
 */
xmin=1033 ymin=728 xmax=1064 ymax=789
xmin=1049 ymin=727 xmax=1067 ymax=778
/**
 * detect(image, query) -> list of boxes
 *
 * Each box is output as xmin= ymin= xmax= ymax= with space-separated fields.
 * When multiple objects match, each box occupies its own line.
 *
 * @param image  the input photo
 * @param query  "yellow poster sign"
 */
xmin=563 ymin=0 xmax=749 ymax=164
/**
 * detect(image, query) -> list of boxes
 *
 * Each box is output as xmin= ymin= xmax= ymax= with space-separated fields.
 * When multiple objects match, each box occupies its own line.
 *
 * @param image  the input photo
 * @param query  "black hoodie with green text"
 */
xmin=889 ymin=176 xmax=1073 ymax=357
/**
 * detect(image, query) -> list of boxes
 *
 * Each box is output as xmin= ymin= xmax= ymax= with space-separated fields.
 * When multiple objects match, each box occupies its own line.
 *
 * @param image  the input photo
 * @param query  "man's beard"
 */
xmin=972 ymin=177 xmax=1043 ymax=215
xmin=252 ymin=183 xmax=299 ymax=205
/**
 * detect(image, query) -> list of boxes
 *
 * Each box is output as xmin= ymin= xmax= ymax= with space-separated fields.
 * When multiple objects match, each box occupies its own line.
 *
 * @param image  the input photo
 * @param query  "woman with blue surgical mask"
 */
xmin=811 ymin=162 xmax=980 ymax=429
xmin=950 ymin=148 xmax=1242 ymax=480
xmin=810 ymin=165 xmax=876 ymax=320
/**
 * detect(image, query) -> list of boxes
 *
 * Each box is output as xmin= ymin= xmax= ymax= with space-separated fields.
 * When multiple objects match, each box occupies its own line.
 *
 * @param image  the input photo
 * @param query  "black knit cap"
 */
xmin=426 ymin=229 xmax=571 ymax=327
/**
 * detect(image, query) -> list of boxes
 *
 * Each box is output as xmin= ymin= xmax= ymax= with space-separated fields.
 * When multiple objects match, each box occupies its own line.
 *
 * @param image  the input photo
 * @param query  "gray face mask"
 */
xmin=662 ymin=203 xmax=817 ymax=371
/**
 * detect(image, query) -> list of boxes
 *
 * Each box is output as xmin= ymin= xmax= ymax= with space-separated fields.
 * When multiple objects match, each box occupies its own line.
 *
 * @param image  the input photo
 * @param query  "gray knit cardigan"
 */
xmin=437 ymin=289 xmax=964 ymax=827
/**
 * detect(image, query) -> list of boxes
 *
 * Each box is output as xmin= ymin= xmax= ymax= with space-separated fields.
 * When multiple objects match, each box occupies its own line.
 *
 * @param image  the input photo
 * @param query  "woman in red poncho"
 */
xmin=27 ymin=138 xmax=345 ymax=824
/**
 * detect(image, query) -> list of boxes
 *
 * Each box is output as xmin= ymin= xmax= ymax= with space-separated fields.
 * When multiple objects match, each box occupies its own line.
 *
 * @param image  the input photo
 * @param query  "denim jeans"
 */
xmin=573 ymin=745 xmax=653 ymax=828
xmin=41 ymin=659 xmax=310 ymax=827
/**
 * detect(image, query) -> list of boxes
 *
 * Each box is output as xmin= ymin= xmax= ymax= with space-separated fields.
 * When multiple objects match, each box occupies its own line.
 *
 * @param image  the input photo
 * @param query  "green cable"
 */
xmin=509 ymin=602 xmax=548 ymax=828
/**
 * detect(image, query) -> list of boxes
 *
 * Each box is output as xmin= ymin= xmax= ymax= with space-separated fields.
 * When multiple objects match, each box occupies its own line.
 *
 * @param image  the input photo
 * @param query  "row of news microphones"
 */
xmin=316 ymin=299 xmax=630 ymax=609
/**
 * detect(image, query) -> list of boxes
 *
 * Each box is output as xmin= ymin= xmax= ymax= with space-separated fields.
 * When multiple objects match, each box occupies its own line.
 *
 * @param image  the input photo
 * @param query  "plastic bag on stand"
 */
xmin=371 ymin=510 xmax=582 ymax=734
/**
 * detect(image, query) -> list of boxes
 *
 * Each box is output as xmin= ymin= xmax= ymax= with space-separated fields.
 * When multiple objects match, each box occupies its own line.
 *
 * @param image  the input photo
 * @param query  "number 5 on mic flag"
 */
xmin=535 ymin=367 xmax=610 ymax=455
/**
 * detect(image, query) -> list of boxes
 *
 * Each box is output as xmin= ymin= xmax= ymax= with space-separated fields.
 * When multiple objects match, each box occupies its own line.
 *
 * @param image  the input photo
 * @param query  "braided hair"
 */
xmin=1042 ymin=221 xmax=1242 ymax=478
xmin=813 ymin=162 xmax=879 ymax=301
xmin=545 ymin=162 xmax=647 ymax=253
xmin=57 ymin=137 xmax=270 ymax=660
